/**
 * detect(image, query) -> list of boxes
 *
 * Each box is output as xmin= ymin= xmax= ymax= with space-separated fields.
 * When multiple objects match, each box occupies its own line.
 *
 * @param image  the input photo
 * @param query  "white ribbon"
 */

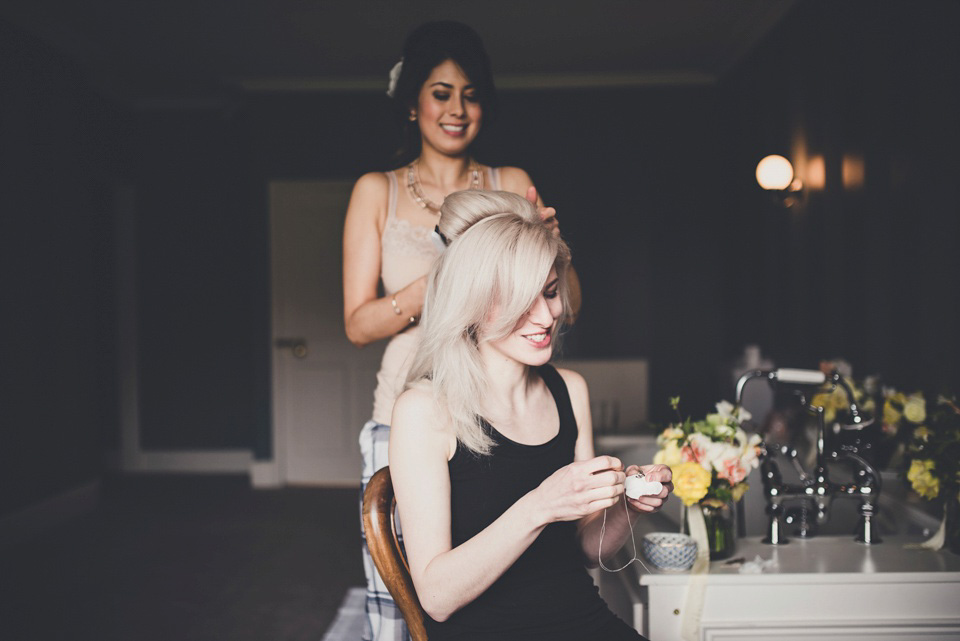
xmin=905 ymin=512 xmax=946 ymax=550
xmin=681 ymin=504 xmax=710 ymax=641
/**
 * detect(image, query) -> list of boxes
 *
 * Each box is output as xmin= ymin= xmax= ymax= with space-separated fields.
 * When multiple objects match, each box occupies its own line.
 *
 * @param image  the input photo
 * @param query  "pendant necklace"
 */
xmin=406 ymin=159 xmax=483 ymax=214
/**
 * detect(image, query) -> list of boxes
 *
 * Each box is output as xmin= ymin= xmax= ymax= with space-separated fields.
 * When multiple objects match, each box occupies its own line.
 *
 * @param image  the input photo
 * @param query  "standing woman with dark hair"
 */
xmin=343 ymin=21 xmax=579 ymax=641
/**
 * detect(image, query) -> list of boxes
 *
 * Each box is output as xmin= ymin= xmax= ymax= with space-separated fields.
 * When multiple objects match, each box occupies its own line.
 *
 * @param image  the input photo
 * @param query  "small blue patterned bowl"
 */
xmin=641 ymin=532 xmax=698 ymax=571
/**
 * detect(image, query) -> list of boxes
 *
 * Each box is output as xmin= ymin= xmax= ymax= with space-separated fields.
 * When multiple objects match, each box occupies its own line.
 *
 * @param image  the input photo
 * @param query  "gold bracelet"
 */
xmin=391 ymin=296 xmax=417 ymax=325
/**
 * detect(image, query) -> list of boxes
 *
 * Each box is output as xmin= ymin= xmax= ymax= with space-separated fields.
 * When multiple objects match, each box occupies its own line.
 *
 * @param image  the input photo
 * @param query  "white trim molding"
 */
xmin=250 ymin=460 xmax=282 ymax=489
xmin=124 ymin=449 xmax=253 ymax=474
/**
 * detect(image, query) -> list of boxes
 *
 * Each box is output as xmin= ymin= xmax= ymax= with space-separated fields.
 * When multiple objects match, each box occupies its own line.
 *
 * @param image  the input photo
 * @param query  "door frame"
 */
xmin=255 ymin=178 xmax=361 ymax=488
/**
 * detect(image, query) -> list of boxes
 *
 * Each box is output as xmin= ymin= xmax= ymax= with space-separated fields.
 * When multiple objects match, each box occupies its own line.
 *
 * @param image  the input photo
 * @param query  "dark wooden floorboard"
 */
xmin=0 ymin=474 xmax=365 ymax=641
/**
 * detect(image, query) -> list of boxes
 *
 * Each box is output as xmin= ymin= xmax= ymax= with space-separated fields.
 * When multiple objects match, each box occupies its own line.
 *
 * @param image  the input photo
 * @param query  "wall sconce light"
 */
xmin=756 ymin=154 xmax=803 ymax=207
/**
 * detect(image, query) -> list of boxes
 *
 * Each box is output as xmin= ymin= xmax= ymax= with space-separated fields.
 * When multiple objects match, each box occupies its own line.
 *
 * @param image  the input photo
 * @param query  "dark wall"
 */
xmin=131 ymin=0 xmax=960 ymax=454
xmin=480 ymin=89 xmax=727 ymax=421
xmin=132 ymin=108 xmax=265 ymax=450
xmin=5 ymin=1 xmax=959 ymax=510
xmin=243 ymin=87 xmax=725 ymax=425
xmin=0 ymin=21 xmax=122 ymax=514
xmin=716 ymin=1 xmax=960 ymax=395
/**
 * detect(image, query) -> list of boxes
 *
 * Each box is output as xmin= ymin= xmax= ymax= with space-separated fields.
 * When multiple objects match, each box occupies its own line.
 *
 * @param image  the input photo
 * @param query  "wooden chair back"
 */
xmin=361 ymin=466 xmax=428 ymax=641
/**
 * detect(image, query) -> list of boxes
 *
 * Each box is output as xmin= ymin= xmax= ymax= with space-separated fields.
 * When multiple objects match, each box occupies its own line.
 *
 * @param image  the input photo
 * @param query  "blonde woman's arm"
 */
xmin=343 ymin=172 xmax=427 ymax=347
xmin=558 ymin=368 xmax=673 ymax=566
xmin=389 ymin=388 xmax=623 ymax=622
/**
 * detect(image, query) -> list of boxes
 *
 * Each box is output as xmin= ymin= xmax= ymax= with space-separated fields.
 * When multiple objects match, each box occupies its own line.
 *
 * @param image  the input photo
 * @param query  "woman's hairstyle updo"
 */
xmin=390 ymin=21 xmax=499 ymax=163
xmin=406 ymin=190 xmax=571 ymax=455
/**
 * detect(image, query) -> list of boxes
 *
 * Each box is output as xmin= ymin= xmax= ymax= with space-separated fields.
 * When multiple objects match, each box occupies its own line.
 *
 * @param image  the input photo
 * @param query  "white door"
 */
xmin=268 ymin=180 xmax=386 ymax=486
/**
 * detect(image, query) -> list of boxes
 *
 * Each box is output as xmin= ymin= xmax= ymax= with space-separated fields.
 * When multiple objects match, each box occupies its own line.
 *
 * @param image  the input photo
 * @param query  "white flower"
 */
xmin=714 ymin=400 xmax=751 ymax=426
xmin=715 ymin=447 xmax=749 ymax=484
xmin=386 ymin=59 xmax=403 ymax=98
xmin=715 ymin=400 xmax=735 ymax=419
xmin=684 ymin=432 xmax=722 ymax=472
xmin=735 ymin=428 xmax=763 ymax=471
xmin=714 ymin=422 xmax=736 ymax=438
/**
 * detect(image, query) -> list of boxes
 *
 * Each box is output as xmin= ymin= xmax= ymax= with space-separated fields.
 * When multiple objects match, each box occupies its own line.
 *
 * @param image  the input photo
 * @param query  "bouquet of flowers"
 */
xmin=809 ymin=364 xmax=876 ymax=426
xmin=654 ymin=397 xmax=762 ymax=560
xmin=809 ymin=360 xmax=924 ymax=469
xmin=654 ymin=397 xmax=763 ymax=508
xmin=901 ymin=394 xmax=960 ymax=553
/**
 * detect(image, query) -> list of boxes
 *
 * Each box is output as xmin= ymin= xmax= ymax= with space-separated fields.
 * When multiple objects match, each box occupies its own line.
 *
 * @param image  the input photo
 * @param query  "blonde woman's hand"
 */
xmin=525 ymin=186 xmax=559 ymax=237
xmin=624 ymin=463 xmax=673 ymax=514
xmin=532 ymin=456 xmax=625 ymax=523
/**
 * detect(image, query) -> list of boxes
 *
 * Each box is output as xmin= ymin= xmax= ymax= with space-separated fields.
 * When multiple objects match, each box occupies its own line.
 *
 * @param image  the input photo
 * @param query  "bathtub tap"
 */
xmin=736 ymin=368 xmax=883 ymax=545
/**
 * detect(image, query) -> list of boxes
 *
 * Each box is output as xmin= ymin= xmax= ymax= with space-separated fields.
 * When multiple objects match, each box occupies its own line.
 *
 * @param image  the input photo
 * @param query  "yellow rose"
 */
xmin=883 ymin=399 xmax=902 ymax=426
xmin=656 ymin=426 xmax=685 ymax=447
xmin=654 ymin=440 xmax=683 ymax=467
xmin=913 ymin=426 xmax=930 ymax=441
xmin=907 ymin=459 xmax=940 ymax=500
xmin=907 ymin=459 xmax=934 ymax=483
xmin=672 ymin=461 xmax=712 ymax=506
xmin=730 ymin=482 xmax=749 ymax=502
xmin=811 ymin=391 xmax=838 ymax=424
xmin=903 ymin=394 xmax=927 ymax=424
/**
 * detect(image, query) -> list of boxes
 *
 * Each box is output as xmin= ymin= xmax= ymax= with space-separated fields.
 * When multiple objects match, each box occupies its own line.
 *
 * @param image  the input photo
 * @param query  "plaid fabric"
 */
xmin=359 ymin=420 xmax=411 ymax=641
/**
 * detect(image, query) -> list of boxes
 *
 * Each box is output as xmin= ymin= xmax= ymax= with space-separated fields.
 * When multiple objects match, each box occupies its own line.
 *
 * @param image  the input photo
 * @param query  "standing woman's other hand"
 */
xmin=525 ymin=186 xmax=559 ymax=237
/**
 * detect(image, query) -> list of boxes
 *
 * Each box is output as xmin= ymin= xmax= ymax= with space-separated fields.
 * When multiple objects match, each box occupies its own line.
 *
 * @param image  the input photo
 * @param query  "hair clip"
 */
xmin=386 ymin=59 xmax=403 ymax=98
xmin=431 ymin=225 xmax=449 ymax=252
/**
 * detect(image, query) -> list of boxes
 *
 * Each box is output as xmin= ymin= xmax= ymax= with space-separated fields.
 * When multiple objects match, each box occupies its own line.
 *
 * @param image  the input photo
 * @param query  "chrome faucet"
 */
xmin=736 ymin=368 xmax=883 ymax=545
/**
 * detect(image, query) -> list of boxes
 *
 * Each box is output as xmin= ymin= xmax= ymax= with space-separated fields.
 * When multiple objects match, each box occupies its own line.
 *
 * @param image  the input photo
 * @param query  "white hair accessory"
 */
xmin=386 ymin=59 xmax=403 ymax=98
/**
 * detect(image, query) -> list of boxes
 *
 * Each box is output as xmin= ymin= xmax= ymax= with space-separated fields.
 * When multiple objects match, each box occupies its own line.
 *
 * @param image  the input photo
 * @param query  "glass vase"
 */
xmin=701 ymin=502 xmax=736 ymax=561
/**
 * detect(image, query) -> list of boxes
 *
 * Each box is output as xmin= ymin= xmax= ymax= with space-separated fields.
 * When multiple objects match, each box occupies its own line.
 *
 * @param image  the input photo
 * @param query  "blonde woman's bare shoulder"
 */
xmin=392 ymin=386 xmax=455 ymax=458
xmin=555 ymin=367 xmax=588 ymax=393
xmin=555 ymin=367 xmax=590 ymax=406
xmin=393 ymin=387 xmax=451 ymax=434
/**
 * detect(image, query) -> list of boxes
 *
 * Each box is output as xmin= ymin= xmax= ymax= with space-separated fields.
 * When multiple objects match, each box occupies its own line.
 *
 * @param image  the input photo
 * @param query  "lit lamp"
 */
xmin=756 ymin=154 xmax=803 ymax=207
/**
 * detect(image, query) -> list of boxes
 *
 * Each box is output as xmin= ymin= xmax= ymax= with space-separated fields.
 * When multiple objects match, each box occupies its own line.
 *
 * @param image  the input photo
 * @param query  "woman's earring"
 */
xmin=409 ymin=112 xmax=417 ymax=121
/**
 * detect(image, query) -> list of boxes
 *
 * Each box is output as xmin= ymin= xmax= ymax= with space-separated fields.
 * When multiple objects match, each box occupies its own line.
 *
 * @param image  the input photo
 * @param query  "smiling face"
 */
xmin=413 ymin=59 xmax=483 ymax=157
xmin=482 ymin=268 xmax=563 ymax=367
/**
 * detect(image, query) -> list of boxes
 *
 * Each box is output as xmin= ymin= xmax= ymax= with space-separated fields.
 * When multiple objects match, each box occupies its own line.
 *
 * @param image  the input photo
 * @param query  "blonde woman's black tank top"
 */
xmin=424 ymin=364 xmax=644 ymax=641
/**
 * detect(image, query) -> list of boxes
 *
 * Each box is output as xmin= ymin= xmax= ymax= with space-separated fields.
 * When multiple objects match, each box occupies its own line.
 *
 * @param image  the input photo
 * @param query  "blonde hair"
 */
xmin=406 ymin=190 xmax=571 ymax=455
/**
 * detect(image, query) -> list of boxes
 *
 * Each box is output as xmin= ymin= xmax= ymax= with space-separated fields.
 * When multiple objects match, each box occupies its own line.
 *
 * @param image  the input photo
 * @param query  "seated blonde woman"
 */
xmin=390 ymin=191 xmax=672 ymax=641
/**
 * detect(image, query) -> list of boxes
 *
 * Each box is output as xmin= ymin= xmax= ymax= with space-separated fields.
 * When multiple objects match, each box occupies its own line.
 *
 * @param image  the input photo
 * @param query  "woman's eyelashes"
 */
xmin=431 ymin=91 xmax=479 ymax=103
xmin=544 ymin=287 xmax=559 ymax=300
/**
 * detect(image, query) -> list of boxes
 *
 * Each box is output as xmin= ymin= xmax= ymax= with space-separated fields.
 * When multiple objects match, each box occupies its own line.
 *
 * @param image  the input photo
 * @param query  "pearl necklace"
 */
xmin=406 ymin=160 xmax=483 ymax=213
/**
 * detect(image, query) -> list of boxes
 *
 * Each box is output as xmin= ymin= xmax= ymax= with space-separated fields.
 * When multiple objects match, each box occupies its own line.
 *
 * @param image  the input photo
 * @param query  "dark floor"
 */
xmin=0 ymin=475 xmax=365 ymax=641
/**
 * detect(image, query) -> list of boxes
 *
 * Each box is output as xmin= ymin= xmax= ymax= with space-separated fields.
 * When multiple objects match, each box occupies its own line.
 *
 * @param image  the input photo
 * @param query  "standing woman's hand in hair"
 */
xmin=525 ymin=186 xmax=559 ymax=237
xmin=523 ymin=185 xmax=581 ymax=321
